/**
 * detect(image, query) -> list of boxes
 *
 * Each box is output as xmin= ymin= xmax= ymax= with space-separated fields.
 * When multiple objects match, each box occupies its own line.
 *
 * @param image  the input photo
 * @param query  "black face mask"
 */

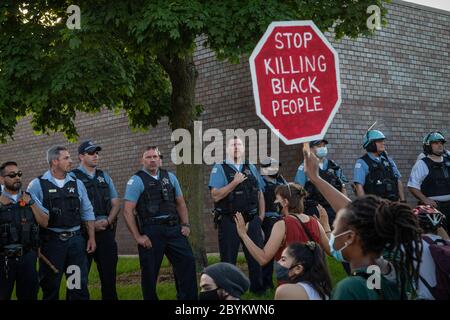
xmin=276 ymin=202 xmax=283 ymax=214
xmin=199 ymin=288 xmax=220 ymax=300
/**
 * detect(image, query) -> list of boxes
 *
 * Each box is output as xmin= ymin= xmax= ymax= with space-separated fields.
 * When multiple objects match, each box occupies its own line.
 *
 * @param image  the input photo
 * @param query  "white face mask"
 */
xmin=316 ymin=147 xmax=328 ymax=158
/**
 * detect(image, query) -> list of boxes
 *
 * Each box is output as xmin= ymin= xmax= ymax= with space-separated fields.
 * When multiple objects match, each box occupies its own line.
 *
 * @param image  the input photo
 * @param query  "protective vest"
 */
xmin=39 ymin=178 xmax=81 ymax=229
xmin=304 ymin=160 xmax=343 ymax=206
xmin=135 ymin=169 xmax=177 ymax=219
xmin=72 ymin=169 xmax=112 ymax=217
xmin=214 ymin=163 xmax=259 ymax=215
xmin=420 ymin=157 xmax=450 ymax=197
xmin=262 ymin=175 xmax=287 ymax=212
xmin=0 ymin=202 xmax=39 ymax=250
xmin=361 ymin=154 xmax=399 ymax=201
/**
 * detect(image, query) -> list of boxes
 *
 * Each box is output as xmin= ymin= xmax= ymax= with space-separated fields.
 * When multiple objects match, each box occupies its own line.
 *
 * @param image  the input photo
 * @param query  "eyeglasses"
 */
xmin=4 ymin=171 xmax=22 ymax=178
xmin=86 ymin=151 xmax=99 ymax=156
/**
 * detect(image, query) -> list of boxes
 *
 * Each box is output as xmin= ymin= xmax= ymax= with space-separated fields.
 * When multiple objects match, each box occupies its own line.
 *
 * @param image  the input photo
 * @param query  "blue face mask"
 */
xmin=316 ymin=147 xmax=328 ymax=158
xmin=328 ymin=230 xmax=352 ymax=262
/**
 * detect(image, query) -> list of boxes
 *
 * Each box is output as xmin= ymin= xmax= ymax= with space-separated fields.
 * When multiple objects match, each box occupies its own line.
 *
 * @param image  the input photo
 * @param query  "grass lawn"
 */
xmin=26 ymin=254 xmax=347 ymax=300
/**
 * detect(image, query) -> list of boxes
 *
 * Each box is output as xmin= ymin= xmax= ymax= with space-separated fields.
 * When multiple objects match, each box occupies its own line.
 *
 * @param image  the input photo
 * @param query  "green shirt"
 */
xmin=332 ymin=269 xmax=401 ymax=300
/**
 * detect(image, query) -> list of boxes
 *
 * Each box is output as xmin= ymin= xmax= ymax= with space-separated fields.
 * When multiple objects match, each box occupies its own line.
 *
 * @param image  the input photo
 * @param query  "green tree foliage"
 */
xmin=0 ymin=0 xmax=389 ymax=267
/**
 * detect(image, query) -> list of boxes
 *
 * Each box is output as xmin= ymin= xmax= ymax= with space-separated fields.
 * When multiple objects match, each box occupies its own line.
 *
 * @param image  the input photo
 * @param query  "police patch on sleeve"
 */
xmin=355 ymin=163 xmax=362 ymax=169
xmin=127 ymin=178 xmax=134 ymax=185
xmin=298 ymin=165 xmax=304 ymax=171
xmin=212 ymin=167 xmax=217 ymax=174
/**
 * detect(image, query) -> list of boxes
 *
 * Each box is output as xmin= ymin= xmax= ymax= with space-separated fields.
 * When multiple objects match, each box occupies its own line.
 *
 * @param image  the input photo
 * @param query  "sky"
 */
xmin=402 ymin=0 xmax=450 ymax=12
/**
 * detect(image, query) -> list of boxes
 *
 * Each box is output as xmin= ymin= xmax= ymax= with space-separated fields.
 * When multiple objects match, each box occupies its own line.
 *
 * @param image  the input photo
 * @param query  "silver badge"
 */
xmin=68 ymin=187 xmax=75 ymax=193
xmin=97 ymin=176 xmax=105 ymax=183
xmin=162 ymin=177 xmax=169 ymax=185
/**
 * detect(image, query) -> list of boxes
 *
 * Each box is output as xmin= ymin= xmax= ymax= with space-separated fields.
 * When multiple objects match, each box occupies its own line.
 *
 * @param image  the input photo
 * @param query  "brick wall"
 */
xmin=0 ymin=0 xmax=449 ymax=254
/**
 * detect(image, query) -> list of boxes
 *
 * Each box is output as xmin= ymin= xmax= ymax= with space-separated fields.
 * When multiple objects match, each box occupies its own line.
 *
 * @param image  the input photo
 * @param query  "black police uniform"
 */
xmin=72 ymin=168 xmax=118 ymax=300
xmin=304 ymin=160 xmax=344 ymax=225
xmin=38 ymin=177 xmax=90 ymax=300
xmin=134 ymin=169 xmax=197 ymax=300
xmin=360 ymin=153 xmax=399 ymax=201
xmin=213 ymin=163 xmax=265 ymax=294
xmin=261 ymin=175 xmax=286 ymax=290
xmin=420 ymin=156 xmax=450 ymax=232
xmin=0 ymin=196 xmax=39 ymax=300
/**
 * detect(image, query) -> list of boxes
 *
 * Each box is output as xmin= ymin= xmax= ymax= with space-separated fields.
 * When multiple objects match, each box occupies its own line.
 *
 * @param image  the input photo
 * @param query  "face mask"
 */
xmin=199 ymin=288 xmax=220 ymax=300
xmin=328 ymin=230 xmax=352 ymax=263
xmin=316 ymin=147 xmax=328 ymax=158
xmin=274 ymin=261 xmax=299 ymax=282
xmin=275 ymin=202 xmax=283 ymax=214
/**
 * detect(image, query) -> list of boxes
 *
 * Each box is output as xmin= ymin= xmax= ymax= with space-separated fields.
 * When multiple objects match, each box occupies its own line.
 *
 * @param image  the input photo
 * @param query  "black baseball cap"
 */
xmin=78 ymin=140 xmax=102 ymax=154
xmin=309 ymin=139 xmax=329 ymax=147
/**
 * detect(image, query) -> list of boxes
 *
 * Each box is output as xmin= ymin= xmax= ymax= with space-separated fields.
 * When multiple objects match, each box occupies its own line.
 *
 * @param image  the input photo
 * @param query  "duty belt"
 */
xmin=49 ymin=229 xmax=81 ymax=241
xmin=141 ymin=216 xmax=179 ymax=226
xmin=1 ymin=245 xmax=24 ymax=257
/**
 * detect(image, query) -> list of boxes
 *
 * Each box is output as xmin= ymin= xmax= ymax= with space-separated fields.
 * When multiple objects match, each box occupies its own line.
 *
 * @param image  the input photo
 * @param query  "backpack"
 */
xmin=419 ymin=236 xmax=450 ymax=300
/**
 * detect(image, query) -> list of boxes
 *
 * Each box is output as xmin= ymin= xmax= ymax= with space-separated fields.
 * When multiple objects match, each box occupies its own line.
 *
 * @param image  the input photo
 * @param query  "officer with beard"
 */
xmin=408 ymin=132 xmax=450 ymax=233
xmin=0 ymin=161 xmax=48 ymax=300
xmin=259 ymin=157 xmax=287 ymax=290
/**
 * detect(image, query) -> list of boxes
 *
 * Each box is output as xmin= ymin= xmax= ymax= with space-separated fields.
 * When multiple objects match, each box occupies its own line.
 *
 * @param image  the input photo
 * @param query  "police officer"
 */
xmin=353 ymin=130 xmax=406 ymax=202
xmin=294 ymin=139 xmax=348 ymax=226
xmin=123 ymin=146 xmax=197 ymax=300
xmin=259 ymin=157 xmax=287 ymax=291
xmin=71 ymin=140 xmax=120 ymax=300
xmin=408 ymin=132 xmax=450 ymax=232
xmin=27 ymin=145 xmax=96 ymax=300
xmin=209 ymin=136 xmax=265 ymax=295
xmin=0 ymin=161 xmax=48 ymax=300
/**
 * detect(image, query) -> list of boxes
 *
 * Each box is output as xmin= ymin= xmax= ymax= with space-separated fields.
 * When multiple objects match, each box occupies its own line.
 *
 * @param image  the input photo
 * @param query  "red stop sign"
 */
xmin=250 ymin=21 xmax=341 ymax=144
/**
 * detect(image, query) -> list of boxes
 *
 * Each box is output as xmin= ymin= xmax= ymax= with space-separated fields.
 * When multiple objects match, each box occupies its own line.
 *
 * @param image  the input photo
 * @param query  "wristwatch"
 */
xmin=181 ymin=223 xmax=191 ymax=228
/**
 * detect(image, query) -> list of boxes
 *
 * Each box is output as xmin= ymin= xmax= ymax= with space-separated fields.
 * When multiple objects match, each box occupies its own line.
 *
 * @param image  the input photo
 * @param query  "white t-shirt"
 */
xmin=54 ymin=178 xmax=66 ymax=188
xmin=407 ymin=156 xmax=450 ymax=202
xmin=297 ymin=282 xmax=325 ymax=300
xmin=416 ymin=234 xmax=442 ymax=300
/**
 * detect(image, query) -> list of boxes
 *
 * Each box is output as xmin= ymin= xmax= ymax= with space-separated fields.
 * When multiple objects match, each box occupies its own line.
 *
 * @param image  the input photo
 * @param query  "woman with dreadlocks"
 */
xmin=302 ymin=144 xmax=423 ymax=300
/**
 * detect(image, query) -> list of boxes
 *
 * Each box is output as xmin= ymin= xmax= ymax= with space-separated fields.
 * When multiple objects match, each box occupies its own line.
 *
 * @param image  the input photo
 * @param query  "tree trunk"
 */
xmin=158 ymin=52 xmax=208 ymax=269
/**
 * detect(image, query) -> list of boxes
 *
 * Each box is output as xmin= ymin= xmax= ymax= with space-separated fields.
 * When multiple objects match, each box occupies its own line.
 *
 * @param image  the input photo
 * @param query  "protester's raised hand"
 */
xmin=234 ymin=212 xmax=248 ymax=238
xmin=303 ymin=143 xmax=320 ymax=181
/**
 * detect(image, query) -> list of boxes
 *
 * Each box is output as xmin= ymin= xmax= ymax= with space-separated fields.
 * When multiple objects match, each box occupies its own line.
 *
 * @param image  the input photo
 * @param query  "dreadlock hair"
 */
xmin=286 ymin=242 xmax=332 ymax=300
xmin=344 ymin=195 xmax=423 ymax=299
xmin=275 ymin=183 xmax=308 ymax=214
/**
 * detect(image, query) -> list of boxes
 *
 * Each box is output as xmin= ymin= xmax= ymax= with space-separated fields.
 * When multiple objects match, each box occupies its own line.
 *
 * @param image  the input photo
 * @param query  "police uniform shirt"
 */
xmin=353 ymin=153 xmax=401 ymax=186
xmin=407 ymin=156 xmax=450 ymax=202
xmin=294 ymin=158 xmax=347 ymax=187
xmin=208 ymin=159 xmax=264 ymax=191
xmin=69 ymin=166 xmax=119 ymax=220
xmin=124 ymin=168 xmax=182 ymax=219
xmin=27 ymin=170 xmax=95 ymax=233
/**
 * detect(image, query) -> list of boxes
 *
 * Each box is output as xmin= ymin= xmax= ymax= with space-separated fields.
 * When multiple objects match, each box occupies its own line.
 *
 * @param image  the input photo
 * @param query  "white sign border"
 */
xmin=249 ymin=20 xmax=342 ymax=145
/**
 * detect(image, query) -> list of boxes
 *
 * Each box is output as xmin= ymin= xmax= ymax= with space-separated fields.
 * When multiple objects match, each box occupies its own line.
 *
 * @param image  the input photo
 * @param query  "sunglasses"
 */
xmin=4 ymin=171 xmax=22 ymax=178
xmin=85 ymin=151 xmax=99 ymax=156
